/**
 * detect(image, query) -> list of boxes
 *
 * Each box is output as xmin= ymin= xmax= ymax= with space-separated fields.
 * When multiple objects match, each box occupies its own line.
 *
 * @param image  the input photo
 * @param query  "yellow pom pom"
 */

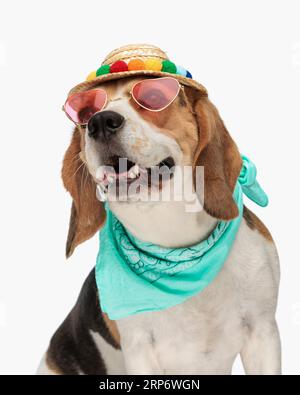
xmin=144 ymin=58 xmax=162 ymax=71
xmin=128 ymin=59 xmax=145 ymax=71
xmin=86 ymin=70 xmax=97 ymax=81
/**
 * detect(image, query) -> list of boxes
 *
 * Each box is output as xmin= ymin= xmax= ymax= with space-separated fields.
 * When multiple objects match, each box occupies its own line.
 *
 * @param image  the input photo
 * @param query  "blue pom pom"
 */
xmin=186 ymin=70 xmax=193 ymax=79
xmin=176 ymin=65 xmax=187 ymax=77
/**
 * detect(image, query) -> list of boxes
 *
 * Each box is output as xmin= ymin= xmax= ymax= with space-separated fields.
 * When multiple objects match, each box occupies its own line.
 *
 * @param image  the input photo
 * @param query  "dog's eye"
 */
xmin=139 ymin=88 xmax=167 ymax=110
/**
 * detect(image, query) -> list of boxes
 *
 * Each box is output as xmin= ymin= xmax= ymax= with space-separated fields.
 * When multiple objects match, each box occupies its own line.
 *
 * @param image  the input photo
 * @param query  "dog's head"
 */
xmin=62 ymin=76 xmax=242 ymax=257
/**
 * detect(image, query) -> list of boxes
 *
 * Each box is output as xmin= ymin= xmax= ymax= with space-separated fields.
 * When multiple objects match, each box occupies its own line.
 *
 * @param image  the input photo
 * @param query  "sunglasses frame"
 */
xmin=63 ymin=88 xmax=108 ymax=126
xmin=63 ymin=77 xmax=183 ymax=126
xmin=130 ymin=77 xmax=182 ymax=113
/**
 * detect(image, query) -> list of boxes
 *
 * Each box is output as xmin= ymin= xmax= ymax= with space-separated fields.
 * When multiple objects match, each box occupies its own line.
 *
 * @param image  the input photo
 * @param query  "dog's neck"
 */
xmin=109 ymin=200 xmax=217 ymax=248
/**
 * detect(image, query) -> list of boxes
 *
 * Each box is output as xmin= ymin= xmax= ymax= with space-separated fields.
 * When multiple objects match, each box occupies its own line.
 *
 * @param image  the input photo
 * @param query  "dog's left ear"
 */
xmin=62 ymin=127 xmax=106 ymax=258
xmin=186 ymin=88 xmax=242 ymax=220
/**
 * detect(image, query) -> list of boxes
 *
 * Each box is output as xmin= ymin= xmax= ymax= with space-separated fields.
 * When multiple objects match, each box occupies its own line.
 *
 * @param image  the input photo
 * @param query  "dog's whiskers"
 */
xmin=82 ymin=164 xmax=90 ymax=192
xmin=65 ymin=153 xmax=82 ymax=172
xmin=72 ymin=161 xmax=85 ymax=179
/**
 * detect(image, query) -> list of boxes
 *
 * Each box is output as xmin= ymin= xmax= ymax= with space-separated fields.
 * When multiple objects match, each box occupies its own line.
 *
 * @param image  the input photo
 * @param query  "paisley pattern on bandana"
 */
xmin=113 ymin=215 xmax=229 ymax=284
xmin=95 ymin=155 xmax=269 ymax=320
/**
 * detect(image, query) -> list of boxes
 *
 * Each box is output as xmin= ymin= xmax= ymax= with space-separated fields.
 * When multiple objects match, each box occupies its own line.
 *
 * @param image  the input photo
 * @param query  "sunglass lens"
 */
xmin=132 ymin=78 xmax=180 ymax=111
xmin=64 ymin=89 xmax=107 ymax=124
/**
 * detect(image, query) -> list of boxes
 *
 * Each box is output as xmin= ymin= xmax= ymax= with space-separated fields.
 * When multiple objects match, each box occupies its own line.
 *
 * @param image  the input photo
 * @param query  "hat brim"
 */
xmin=68 ymin=70 xmax=207 ymax=96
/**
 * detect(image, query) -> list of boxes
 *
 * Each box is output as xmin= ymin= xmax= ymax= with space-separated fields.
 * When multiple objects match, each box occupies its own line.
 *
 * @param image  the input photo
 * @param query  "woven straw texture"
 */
xmin=68 ymin=44 xmax=207 ymax=96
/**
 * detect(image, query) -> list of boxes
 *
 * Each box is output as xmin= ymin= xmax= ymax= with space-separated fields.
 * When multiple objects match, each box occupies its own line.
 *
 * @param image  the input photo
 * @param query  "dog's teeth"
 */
xmin=128 ymin=171 xmax=136 ymax=179
xmin=129 ymin=168 xmax=138 ymax=179
xmin=133 ymin=164 xmax=139 ymax=175
xmin=128 ymin=164 xmax=139 ymax=179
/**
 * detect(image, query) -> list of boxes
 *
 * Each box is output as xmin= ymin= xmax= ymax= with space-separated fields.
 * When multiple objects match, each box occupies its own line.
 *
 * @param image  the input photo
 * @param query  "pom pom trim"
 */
xmin=87 ymin=58 xmax=193 ymax=81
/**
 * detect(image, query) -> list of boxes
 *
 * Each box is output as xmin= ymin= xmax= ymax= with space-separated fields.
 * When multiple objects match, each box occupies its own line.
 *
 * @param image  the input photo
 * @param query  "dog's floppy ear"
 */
xmin=187 ymin=89 xmax=242 ymax=220
xmin=62 ymin=127 xmax=106 ymax=258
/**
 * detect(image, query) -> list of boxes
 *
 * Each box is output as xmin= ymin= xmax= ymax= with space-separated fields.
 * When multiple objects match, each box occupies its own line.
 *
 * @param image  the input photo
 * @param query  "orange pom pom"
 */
xmin=128 ymin=59 xmax=145 ymax=71
xmin=144 ymin=58 xmax=162 ymax=71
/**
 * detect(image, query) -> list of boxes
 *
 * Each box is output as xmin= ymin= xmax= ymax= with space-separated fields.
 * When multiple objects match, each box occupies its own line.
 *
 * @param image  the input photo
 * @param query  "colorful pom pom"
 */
xmin=87 ymin=58 xmax=192 ymax=82
xmin=86 ymin=70 xmax=97 ymax=81
xmin=110 ymin=60 xmax=128 ymax=73
xmin=144 ymin=58 xmax=162 ymax=71
xmin=162 ymin=60 xmax=177 ymax=74
xmin=186 ymin=70 xmax=193 ymax=79
xmin=128 ymin=59 xmax=145 ymax=71
xmin=96 ymin=65 xmax=110 ymax=76
xmin=176 ymin=65 xmax=187 ymax=77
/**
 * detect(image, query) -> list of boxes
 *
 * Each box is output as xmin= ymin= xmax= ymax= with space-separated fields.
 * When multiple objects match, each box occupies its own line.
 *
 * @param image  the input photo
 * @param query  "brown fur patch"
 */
xmin=243 ymin=206 xmax=273 ymax=242
xmin=102 ymin=313 xmax=121 ymax=346
xmin=127 ymin=79 xmax=243 ymax=219
xmin=137 ymin=92 xmax=199 ymax=165
xmin=47 ymin=270 xmax=120 ymax=375
xmin=62 ymin=127 xmax=106 ymax=257
xmin=188 ymin=89 xmax=242 ymax=220
xmin=63 ymin=77 xmax=243 ymax=229
xmin=126 ymin=80 xmax=242 ymax=220
xmin=45 ymin=352 xmax=63 ymax=375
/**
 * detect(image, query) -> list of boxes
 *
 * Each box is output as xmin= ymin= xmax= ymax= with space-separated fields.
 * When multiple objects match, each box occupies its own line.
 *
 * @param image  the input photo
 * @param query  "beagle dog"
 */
xmin=37 ymin=76 xmax=281 ymax=375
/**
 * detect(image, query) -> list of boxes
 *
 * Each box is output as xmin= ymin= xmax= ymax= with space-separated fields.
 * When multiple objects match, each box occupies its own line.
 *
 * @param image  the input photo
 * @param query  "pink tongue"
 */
xmin=105 ymin=170 xmax=129 ymax=179
xmin=100 ymin=171 xmax=131 ymax=186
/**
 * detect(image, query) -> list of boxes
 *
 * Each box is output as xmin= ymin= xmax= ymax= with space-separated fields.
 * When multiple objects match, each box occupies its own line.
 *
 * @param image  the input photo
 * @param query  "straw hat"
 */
xmin=68 ymin=44 xmax=207 ymax=96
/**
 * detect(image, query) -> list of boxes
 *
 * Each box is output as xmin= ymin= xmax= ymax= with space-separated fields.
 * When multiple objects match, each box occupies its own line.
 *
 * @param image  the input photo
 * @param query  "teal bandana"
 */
xmin=95 ymin=155 xmax=268 ymax=320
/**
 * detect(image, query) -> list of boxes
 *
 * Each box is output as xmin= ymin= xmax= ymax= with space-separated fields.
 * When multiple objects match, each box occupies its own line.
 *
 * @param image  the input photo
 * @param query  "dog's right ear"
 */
xmin=185 ymin=88 xmax=242 ymax=220
xmin=62 ymin=127 xmax=106 ymax=258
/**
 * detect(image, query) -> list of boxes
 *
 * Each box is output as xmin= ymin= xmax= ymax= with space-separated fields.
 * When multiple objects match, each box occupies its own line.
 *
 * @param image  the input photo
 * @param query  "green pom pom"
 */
xmin=162 ymin=60 xmax=177 ymax=74
xmin=96 ymin=64 xmax=110 ymax=76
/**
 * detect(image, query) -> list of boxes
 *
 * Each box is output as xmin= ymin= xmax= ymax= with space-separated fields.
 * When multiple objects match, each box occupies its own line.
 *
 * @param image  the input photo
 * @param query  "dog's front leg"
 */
xmin=121 ymin=341 xmax=163 ymax=375
xmin=117 ymin=323 xmax=163 ymax=375
xmin=240 ymin=320 xmax=281 ymax=375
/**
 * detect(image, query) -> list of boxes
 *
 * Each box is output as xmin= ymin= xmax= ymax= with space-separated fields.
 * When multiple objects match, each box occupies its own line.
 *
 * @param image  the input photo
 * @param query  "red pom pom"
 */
xmin=110 ymin=60 xmax=128 ymax=73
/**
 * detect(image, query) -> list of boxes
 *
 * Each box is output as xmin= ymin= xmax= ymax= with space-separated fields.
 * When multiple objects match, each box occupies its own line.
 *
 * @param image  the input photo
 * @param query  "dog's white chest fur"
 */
xmin=117 ymin=293 xmax=244 ymax=375
xmin=116 ymin=220 xmax=280 ymax=375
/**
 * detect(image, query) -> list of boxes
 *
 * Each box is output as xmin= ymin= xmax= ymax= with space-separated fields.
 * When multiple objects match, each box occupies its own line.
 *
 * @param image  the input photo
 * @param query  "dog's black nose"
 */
xmin=88 ymin=111 xmax=125 ymax=140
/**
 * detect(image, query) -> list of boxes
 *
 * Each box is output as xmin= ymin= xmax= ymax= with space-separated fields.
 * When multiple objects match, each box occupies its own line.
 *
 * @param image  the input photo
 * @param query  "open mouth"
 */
xmin=96 ymin=155 xmax=176 ymax=196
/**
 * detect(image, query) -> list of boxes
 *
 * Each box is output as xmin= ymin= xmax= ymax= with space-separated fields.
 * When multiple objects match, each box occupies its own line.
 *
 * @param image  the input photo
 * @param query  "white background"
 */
xmin=0 ymin=0 xmax=299 ymax=375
